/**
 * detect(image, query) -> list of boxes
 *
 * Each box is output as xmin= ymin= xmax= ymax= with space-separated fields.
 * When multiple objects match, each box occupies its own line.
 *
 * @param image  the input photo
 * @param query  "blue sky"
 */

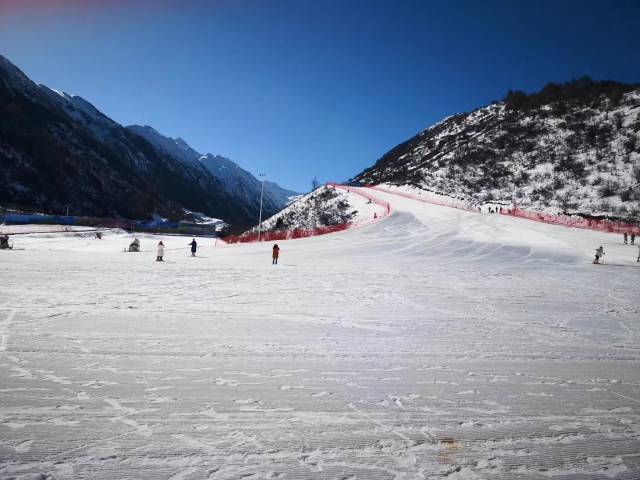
xmin=1 ymin=0 xmax=639 ymax=192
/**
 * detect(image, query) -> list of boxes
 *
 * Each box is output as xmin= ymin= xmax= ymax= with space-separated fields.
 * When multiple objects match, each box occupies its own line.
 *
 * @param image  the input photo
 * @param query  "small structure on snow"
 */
xmin=0 ymin=234 xmax=12 ymax=250
xmin=128 ymin=238 xmax=141 ymax=252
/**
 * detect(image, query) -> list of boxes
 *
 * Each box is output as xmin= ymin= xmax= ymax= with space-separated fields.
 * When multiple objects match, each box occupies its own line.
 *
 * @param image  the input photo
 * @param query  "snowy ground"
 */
xmin=1 ymin=187 xmax=640 ymax=479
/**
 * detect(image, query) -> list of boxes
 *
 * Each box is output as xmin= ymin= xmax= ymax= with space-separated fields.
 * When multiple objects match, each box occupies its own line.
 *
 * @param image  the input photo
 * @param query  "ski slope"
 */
xmin=1 ymin=187 xmax=639 ymax=479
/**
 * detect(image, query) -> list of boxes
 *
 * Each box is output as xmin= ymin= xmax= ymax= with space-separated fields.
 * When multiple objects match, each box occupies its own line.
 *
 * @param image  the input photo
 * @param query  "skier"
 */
xmin=593 ymin=245 xmax=604 ymax=264
xmin=632 ymin=232 xmax=636 ymax=245
xmin=624 ymin=232 xmax=628 ymax=245
xmin=189 ymin=238 xmax=197 ymax=257
xmin=156 ymin=241 xmax=165 ymax=262
xmin=272 ymin=244 xmax=280 ymax=265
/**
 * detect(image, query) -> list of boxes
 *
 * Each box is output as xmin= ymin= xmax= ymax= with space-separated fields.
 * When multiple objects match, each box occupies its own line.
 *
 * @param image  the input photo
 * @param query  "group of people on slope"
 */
xmin=623 ymin=232 xmax=636 ymax=245
xmin=155 ymin=238 xmax=198 ymax=261
xmin=593 ymin=236 xmax=640 ymax=264
xmin=622 ymin=232 xmax=640 ymax=263
xmin=153 ymin=238 xmax=281 ymax=264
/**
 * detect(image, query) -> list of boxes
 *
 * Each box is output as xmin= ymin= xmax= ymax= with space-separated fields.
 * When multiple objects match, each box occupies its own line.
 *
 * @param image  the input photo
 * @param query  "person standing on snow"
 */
xmin=189 ymin=239 xmax=197 ymax=257
xmin=623 ymin=232 xmax=628 ymax=245
xmin=156 ymin=241 xmax=165 ymax=262
xmin=631 ymin=232 xmax=636 ymax=245
xmin=272 ymin=244 xmax=280 ymax=265
xmin=593 ymin=245 xmax=604 ymax=264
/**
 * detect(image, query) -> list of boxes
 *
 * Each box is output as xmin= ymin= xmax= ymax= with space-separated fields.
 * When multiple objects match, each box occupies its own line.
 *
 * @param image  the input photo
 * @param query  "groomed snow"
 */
xmin=1 ymin=188 xmax=639 ymax=479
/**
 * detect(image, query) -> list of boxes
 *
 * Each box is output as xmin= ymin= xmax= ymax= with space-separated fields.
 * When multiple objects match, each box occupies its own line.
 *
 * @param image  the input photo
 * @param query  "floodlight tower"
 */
xmin=257 ymin=173 xmax=266 ymax=241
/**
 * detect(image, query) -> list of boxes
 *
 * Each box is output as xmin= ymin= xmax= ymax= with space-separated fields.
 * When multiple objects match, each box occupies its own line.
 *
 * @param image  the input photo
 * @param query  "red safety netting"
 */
xmin=503 ymin=208 xmax=640 ymax=235
xmin=223 ymin=223 xmax=351 ymax=244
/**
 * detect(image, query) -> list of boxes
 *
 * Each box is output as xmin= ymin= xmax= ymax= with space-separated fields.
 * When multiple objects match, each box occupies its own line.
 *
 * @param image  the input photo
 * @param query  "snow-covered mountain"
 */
xmin=126 ymin=125 xmax=299 ymax=220
xmin=355 ymin=78 xmax=640 ymax=222
xmin=257 ymin=185 xmax=383 ymax=234
xmin=263 ymin=180 xmax=300 ymax=209
xmin=127 ymin=125 xmax=202 ymax=167
xmin=0 ymin=54 xmax=296 ymax=228
xmin=258 ymin=186 xmax=357 ymax=232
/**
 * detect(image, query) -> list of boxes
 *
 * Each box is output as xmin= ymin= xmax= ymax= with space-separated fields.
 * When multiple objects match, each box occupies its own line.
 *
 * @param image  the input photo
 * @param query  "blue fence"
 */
xmin=4 ymin=213 xmax=77 ymax=225
xmin=2 ymin=212 xmax=219 ymax=236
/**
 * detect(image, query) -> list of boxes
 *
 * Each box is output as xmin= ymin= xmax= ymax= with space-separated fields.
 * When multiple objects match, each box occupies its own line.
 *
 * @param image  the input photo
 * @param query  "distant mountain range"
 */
xmin=0 ymin=55 xmax=298 ymax=229
xmin=128 ymin=125 xmax=298 ymax=223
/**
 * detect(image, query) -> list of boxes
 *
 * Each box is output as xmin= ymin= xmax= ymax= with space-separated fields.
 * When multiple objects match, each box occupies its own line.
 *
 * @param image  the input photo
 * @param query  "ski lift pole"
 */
xmin=257 ymin=173 xmax=266 ymax=241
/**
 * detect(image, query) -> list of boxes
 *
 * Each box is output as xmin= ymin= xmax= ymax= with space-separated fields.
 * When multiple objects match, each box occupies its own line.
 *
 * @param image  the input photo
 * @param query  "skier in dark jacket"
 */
xmin=189 ymin=239 xmax=197 ymax=257
xmin=272 ymin=244 xmax=280 ymax=265
xmin=631 ymin=232 xmax=636 ymax=245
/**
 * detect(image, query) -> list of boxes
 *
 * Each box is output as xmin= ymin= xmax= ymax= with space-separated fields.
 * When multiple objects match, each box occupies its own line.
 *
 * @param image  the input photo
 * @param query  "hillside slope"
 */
xmin=355 ymin=78 xmax=640 ymax=222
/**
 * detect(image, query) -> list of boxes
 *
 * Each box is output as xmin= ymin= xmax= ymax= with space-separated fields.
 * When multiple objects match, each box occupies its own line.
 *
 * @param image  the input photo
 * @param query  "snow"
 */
xmin=1 ymin=188 xmax=639 ymax=479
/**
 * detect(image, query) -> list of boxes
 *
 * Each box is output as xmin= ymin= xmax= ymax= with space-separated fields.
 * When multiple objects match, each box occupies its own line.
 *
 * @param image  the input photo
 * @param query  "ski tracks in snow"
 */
xmin=0 ymin=303 xmax=16 ymax=352
xmin=1 ymin=189 xmax=640 ymax=478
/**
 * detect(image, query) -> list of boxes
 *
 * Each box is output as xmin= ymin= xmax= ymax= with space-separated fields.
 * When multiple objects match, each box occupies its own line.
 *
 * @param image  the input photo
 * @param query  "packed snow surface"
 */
xmin=1 ymin=188 xmax=639 ymax=479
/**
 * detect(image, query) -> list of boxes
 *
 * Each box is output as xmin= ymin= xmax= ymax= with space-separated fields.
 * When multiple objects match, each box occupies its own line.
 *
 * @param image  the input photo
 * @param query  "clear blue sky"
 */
xmin=1 ymin=0 xmax=639 ymax=192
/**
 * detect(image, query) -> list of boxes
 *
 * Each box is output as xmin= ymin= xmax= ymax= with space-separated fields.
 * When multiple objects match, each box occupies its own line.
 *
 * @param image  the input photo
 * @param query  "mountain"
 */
xmin=263 ymin=180 xmax=300 ymax=209
xmin=127 ymin=125 xmax=299 ymax=221
xmin=126 ymin=125 xmax=202 ymax=167
xmin=257 ymin=186 xmax=357 ymax=233
xmin=355 ymin=77 xmax=640 ymax=222
xmin=0 ymin=54 xmax=295 ymax=228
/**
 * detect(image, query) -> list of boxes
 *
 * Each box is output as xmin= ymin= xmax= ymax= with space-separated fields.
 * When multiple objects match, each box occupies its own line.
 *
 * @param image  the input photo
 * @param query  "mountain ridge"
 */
xmin=354 ymin=77 xmax=640 ymax=222
xmin=127 ymin=124 xmax=299 ymax=220
xmin=0 ymin=54 xmax=297 ymax=228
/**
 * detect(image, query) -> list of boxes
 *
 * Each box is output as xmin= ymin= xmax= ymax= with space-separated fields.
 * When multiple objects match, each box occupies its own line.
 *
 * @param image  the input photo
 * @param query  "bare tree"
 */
xmin=311 ymin=176 xmax=320 ymax=191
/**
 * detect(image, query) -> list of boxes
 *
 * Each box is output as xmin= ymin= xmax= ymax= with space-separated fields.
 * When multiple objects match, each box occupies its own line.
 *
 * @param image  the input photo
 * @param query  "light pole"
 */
xmin=257 ymin=173 xmax=266 ymax=241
